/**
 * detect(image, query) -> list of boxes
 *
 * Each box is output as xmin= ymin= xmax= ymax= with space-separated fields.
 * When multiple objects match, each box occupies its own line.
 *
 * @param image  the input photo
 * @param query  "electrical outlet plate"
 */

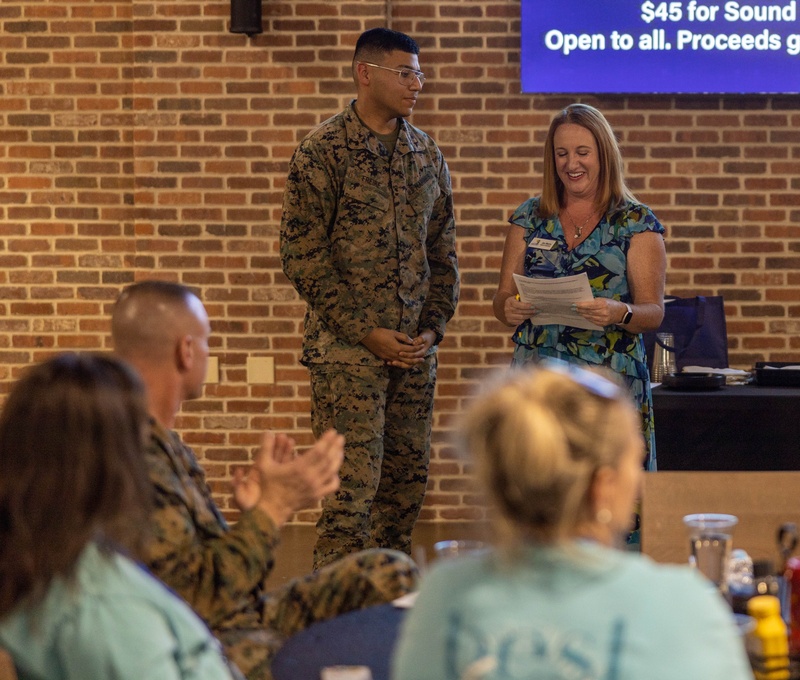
xmin=206 ymin=356 xmax=220 ymax=384
xmin=247 ymin=356 xmax=275 ymax=384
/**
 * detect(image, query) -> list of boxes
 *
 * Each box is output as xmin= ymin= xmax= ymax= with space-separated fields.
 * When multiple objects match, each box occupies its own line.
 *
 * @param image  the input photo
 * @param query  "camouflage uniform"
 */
xmin=280 ymin=101 xmax=459 ymax=569
xmin=143 ymin=421 xmax=419 ymax=680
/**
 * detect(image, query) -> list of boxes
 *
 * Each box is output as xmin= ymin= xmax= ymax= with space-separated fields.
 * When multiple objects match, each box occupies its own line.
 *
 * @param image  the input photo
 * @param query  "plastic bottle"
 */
xmin=785 ymin=556 xmax=800 ymax=653
xmin=747 ymin=595 xmax=790 ymax=680
xmin=753 ymin=559 xmax=791 ymax=626
xmin=729 ymin=549 xmax=755 ymax=614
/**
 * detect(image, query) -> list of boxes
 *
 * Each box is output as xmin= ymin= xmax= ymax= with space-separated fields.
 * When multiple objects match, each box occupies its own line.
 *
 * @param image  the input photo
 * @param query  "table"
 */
xmin=271 ymin=603 xmax=406 ymax=680
xmin=642 ymin=471 xmax=800 ymax=563
xmin=652 ymin=384 xmax=800 ymax=470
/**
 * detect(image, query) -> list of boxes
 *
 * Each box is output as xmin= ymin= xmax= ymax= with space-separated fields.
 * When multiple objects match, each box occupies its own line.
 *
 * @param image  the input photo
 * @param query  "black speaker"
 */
xmin=230 ymin=0 xmax=262 ymax=36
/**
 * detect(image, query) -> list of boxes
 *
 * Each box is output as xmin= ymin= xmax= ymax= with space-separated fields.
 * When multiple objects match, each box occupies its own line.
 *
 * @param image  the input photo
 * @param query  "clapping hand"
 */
xmin=232 ymin=429 xmax=344 ymax=527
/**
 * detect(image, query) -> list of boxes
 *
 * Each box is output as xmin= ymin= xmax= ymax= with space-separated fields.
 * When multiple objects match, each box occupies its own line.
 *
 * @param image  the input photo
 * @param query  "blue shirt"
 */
xmin=392 ymin=541 xmax=752 ymax=680
xmin=509 ymin=197 xmax=665 ymax=380
xmin=0 ymin=543 xmax=235 ymax=680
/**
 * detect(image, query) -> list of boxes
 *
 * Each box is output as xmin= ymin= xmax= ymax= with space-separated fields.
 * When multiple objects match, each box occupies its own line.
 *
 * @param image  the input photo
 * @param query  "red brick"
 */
xmin=2 ymin=0 xmax=800 ymax=522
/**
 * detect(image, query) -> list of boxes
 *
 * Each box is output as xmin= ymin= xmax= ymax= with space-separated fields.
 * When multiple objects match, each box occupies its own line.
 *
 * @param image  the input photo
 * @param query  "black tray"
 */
xmin=754 ymin=362 xmax=800 ymax=387
xmin=661 ymin=373 xmax=725 ymax=390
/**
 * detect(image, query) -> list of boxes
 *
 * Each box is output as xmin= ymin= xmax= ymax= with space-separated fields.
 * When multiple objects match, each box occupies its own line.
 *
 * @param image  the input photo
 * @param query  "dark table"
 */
xmin=652 ymin=384 xmax=800 ymax=471
xmin=271 ymin=603 xmax=406 ymax=680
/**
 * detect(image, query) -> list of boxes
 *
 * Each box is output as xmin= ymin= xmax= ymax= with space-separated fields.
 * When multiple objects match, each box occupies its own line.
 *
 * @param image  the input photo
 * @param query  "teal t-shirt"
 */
xmin=0 ymin=543 xmax=235 ymax=680
xmin=392 ymin=541 xmax=752 ymax=680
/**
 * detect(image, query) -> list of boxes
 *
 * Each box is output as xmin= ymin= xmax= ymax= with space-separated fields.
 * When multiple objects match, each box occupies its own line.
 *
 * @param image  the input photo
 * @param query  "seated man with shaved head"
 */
xmin=112 ymin=280 xmax=418 ymax=680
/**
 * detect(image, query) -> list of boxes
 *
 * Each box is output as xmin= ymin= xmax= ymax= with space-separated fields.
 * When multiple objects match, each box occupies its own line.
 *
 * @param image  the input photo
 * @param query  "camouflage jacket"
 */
xmin=280 ymin=101 xmax=459 ymax=366
xmin=142 ymin=421 xmax=278 ymax=632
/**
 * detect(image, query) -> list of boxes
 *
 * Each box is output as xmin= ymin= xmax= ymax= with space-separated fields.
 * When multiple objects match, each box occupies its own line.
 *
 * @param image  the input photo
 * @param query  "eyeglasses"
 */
xmin=358 ymin=61 xmax=426 ymax=87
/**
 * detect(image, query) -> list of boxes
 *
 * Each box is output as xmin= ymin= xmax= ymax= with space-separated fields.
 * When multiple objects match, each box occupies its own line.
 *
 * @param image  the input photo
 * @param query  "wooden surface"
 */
xmin=641 ymin=471 xmax=800 ymax=565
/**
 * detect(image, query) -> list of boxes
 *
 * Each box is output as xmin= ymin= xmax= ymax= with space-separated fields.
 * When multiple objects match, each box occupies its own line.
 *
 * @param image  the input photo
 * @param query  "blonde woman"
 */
xmin=392 ymin=364 xmax=751 ymax=680
xmin=493 ymin=104 xmax=666 ymax=471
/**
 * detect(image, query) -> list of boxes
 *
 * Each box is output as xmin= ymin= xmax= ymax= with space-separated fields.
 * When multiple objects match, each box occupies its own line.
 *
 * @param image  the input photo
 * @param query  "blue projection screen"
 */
xmin=521 ymin=0 xmax=800 ymax=93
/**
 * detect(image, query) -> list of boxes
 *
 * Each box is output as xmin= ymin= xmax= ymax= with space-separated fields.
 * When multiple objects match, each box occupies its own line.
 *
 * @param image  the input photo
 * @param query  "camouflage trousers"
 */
xmin=217 ymin=548 xmax=418 ymax=680
xmin=309 ymin=356 xmax=437 ymax=570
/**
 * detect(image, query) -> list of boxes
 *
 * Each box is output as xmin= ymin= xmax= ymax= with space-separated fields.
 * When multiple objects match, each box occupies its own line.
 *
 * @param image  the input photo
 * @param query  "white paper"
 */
xmin=391 ymin=591 xmax=419 ymax=608
xmin=682 ymin=366 xmax=750 ymax=376
xmin=321 ymin=667 xmax=373 ymax=680
xmin=512 ymin=273 xmax=603 ymax=331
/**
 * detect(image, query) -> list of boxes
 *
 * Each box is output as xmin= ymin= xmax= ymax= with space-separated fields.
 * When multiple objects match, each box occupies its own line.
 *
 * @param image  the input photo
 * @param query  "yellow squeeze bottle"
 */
xmin=747 ymin=595 xmax=790 ymax=680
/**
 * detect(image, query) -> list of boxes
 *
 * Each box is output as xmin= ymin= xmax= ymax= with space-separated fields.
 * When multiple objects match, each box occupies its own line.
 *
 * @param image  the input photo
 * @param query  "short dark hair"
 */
xmin=0 ymin=352 xmax=152 ymax=617
xmin=354 ymin=27 xmax=419 ymax=62
xmin=115 ymin=279 xmax=195 ymax=313
xmin=112 ymin=280 xmax=199 ymax=360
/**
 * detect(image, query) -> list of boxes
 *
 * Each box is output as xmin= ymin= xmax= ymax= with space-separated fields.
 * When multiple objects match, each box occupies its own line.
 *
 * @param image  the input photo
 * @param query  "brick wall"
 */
xmin=1 ymin=0 xmax=799 ymax=522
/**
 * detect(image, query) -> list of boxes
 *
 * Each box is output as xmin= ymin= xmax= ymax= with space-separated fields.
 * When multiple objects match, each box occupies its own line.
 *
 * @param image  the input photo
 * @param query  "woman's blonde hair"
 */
xmin=461 ymin=363 xmax=639 ymax=544
xmin=539 ymin=103 xmax=636 ymax=218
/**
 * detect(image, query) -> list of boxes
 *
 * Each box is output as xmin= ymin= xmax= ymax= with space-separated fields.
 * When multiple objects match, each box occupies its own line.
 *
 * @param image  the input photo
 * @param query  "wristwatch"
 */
xmin=620 ymin=303 xmax=633 ymax=325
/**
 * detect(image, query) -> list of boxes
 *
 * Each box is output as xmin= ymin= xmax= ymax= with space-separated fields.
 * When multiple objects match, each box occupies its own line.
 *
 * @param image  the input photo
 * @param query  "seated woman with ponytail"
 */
xmin=392 ymin=362 xmax=751 ymax=680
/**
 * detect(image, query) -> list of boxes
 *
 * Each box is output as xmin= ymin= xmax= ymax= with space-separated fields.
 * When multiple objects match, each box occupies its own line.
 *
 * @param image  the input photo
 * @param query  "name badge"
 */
xmin=528 ymin=237 xmax=557 ymax=251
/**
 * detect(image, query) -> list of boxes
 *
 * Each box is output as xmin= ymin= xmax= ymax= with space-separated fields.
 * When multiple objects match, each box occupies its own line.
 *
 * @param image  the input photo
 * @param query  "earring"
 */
xmin=596 ymin=508 xmax=612 ymax=525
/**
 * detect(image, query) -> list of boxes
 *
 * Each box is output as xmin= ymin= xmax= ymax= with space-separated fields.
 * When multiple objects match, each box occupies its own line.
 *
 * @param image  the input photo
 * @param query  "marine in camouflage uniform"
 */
xmin=143 ymin=420 xmax=419 ymax=680
xmin=281 ymin=80 xmax=459 ymax=567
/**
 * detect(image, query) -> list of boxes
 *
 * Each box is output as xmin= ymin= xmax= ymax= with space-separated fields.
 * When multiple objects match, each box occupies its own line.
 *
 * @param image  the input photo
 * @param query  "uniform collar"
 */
xmin=344 ymin=99 xmax=417 ymax=156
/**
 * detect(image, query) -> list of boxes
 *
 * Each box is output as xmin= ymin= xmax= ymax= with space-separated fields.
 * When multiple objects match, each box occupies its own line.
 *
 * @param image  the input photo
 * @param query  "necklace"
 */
xmin=565 ymin=207 xmax=594 ymax=239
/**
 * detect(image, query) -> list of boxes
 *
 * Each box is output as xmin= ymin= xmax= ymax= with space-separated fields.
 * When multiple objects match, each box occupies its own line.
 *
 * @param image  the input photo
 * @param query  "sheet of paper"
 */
xmin=682 ymin=366 xmax=750 ymax=376
xmin=391 ymin=591 xmax=419 ymax=609
xmin=512 ymin=272 xmax=604 ymax=331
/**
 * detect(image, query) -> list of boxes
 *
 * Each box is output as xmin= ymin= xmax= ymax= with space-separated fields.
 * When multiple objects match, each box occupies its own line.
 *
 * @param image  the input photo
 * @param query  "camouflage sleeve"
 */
xmin=148 ymin=508 xmax=279 ymax=628
xmin=280 ymin=139 xmax=380 ymax=346
xmin=144 ymin=441 xmax=281 ymax=628
xmin=420 ymin=154 xmax=459 ymax=343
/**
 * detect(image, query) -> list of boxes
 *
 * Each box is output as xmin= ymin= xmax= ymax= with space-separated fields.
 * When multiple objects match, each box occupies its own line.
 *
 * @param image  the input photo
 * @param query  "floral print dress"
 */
xmin=508 ymin=196 xmax=665 ymax=471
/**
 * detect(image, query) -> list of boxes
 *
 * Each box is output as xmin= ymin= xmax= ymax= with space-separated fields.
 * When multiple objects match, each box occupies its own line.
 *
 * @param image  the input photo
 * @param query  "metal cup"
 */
xmin=651 ymin=332 xmax=677 ymax=382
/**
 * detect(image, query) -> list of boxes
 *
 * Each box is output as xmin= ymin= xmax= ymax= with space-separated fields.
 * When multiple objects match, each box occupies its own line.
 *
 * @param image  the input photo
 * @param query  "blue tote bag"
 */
xmin=643 ymin=295 xmax=729 ymax=372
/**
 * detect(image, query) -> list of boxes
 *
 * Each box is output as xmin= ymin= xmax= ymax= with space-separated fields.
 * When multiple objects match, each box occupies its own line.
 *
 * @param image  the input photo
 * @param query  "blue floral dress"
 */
xmin=508 ymin=197 xmax=665 ymax=471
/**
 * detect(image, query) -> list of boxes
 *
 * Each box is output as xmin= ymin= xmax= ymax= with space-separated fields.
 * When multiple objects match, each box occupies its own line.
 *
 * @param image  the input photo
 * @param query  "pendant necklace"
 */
xmin=565 ymin=207 xmax=593 ymax=239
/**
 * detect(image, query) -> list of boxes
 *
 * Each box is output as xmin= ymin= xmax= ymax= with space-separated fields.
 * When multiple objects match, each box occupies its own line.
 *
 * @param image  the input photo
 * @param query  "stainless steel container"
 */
xmin=651 ymin=332 xmax=677 ymax=382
